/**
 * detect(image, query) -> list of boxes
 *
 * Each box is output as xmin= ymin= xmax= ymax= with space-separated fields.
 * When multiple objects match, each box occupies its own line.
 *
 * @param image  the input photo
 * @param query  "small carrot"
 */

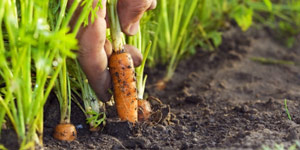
xmin=107 ymin=0 xmax=138 ymax=123
xmin=53 ymin=60 xmax=77 ymax=141
xmin=155 ymin=79 xmax=167 ymax=90
xmin=53 ymin=123 xmax=77 ymax=141
xmin=138 ymin=99 xmax=151 ymax=122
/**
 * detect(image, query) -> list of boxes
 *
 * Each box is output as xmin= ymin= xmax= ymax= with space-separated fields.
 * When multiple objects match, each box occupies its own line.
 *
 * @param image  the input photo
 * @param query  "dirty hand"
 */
xmin=69 ymin=0 xmax=157 ymax=102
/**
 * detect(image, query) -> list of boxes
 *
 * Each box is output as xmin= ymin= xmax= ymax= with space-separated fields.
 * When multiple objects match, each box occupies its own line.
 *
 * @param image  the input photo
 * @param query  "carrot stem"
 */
xmin=107 ymin=0 xmax=124 ymax=52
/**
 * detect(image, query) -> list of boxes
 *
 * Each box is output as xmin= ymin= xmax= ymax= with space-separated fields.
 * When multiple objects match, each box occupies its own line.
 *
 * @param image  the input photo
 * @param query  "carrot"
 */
xmin=109 ymin=51 xmax=138 ymax=123
xmin=138 ymin=99 xmax=152 ymax=122
xmin=53 ymin=59 xmax=77 ymax=141
xmin=107 ymin=0 xmax=138 ymax=123
xmin=155 ymin=79 xmax=167 ymax=90
xmin=53 ymin=123 xmax=77 ymax=141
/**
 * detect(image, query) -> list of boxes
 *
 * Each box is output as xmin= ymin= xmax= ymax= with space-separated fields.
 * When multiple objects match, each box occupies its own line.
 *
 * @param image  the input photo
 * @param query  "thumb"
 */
xmin=117 ymin=0 xmax=157 ymax=35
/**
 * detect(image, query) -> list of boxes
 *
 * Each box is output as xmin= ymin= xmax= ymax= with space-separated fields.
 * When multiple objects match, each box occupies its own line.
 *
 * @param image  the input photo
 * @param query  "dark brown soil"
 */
xmin=1 ymin=27 xmax=300 ymax=150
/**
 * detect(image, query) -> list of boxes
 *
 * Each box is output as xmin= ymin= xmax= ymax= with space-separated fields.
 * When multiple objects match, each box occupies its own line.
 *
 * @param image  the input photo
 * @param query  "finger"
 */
xmin=124 ymin=45 xmax=143 ymax=67
xmin=77 ymin=0 xmax=112 ymax=102
xmin=117 ymin=0 xmax=156 ymax=35
xmin=148 ymin=0 xmax=157 ymax=10
xmin=104 ymin=39 xmax=112 ymax=58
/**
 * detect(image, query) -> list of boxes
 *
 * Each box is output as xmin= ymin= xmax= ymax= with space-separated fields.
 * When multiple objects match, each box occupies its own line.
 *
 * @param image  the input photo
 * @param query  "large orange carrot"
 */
xmin=108 ymin=0 xmax=138 ymax=123
xmin=109 ymin=51 xmax=138 ymax=123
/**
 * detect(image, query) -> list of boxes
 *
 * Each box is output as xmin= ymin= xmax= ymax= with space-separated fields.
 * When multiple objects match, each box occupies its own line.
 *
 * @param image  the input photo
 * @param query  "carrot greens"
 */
xmin=0 ymin=0 xmax=96 ymax=148
xmin=128 ymin=28 xmax=151 ymax=100
xmin=148 ymin=0 xmax=199 ymax=86
xmin=69 ymin=60 xmax=106 ymax=131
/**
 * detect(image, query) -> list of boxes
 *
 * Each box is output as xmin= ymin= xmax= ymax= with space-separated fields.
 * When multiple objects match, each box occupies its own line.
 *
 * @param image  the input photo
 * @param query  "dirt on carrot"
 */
xmin=109 ymin=51 xmax=138 ymax=123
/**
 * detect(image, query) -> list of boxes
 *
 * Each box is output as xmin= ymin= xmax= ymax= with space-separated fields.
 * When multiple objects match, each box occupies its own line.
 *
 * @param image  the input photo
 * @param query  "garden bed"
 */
xmin=2 ymin=27 xmax=300 ymax=149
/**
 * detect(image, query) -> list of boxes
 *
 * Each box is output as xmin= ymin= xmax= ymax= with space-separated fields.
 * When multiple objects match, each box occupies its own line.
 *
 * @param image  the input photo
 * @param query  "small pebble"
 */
xmin=209 ymin=118 xmax=215 ymax=123
xmin=154 ymin=125 xmax=166 ymax=132
xmin=87 ymin=144 xmax=95 ymax=149
xmin=211 ymin=141 xmax=216 ymax=146
xmin=241 ymin=105 xmax=249 ymax=113
xmin=192 ymin=138 xmax=198 ymax=143
xmin=76 ymin=124 xmax=83 ymax=129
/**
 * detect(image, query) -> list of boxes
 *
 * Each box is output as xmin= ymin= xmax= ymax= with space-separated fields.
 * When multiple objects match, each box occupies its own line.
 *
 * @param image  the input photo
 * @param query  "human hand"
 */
xmin=69 ymin=0 xmax=156 ymax=102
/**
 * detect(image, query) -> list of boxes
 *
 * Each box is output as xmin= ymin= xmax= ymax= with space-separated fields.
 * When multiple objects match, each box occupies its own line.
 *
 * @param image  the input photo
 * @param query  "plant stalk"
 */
xmin=107 ymin=0 xmax=124 ymax=51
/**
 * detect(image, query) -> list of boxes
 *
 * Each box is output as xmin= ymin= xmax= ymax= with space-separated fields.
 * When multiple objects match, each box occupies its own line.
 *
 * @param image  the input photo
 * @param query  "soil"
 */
xmin=1 ymin=27 xmax=300 ymax=150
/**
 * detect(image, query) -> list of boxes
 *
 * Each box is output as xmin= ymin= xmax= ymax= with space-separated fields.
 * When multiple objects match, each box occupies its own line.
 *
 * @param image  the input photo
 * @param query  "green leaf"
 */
xmin=86 ymin=111 xmax=106 ymax=127
xmin=286 ymin=37 xmax=295 ymax=48
xmin=0 ymin=144 xmax=8 ymax=150
xmin=263 ymin=0 xmax=272 ymax=11
xmin=208 ymin=31 xmax=222 ymax=47
xmin=231 ymin=5 xmax=253 ymax=31
xmin=288 ymin=144 xmax=297 ymax=150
